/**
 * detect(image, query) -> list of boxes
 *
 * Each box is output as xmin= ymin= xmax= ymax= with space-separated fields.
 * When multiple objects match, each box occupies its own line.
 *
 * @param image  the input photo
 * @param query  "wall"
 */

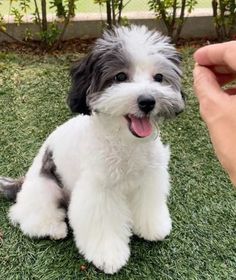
xmin=0 ymin=10 xmax=216 ymax=42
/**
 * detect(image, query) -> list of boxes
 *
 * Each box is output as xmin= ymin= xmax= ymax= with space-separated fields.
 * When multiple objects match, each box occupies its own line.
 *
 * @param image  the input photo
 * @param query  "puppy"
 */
xmin=0 ymin=25 xmax=185 ymax=274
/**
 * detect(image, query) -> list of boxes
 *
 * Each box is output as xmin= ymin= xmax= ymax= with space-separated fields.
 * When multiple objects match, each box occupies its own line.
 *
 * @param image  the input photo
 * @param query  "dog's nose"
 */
xmin=137 ymin=95 xmax=156 ymax=114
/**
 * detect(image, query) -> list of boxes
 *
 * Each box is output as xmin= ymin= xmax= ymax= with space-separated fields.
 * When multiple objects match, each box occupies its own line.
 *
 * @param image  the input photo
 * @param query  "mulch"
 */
xmin=0 ymin=37 xmax=219 ymax=56
xmin=0 ymin=37 xmax=97 ymax=55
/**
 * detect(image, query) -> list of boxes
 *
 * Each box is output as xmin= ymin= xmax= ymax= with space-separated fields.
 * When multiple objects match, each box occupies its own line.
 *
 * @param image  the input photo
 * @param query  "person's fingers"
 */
xmin=194 ymin=41 xmax=236 ymax=72
xmin=193 ymin=64 xmax=225 ymax=123
xmin=193 ymin=64 xmax=222 ymax=101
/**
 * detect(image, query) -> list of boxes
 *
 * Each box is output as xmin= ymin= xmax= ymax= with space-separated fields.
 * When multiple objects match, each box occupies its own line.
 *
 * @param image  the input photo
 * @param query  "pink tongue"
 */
xmin=129 ymin=115 xmax=152 ymax=138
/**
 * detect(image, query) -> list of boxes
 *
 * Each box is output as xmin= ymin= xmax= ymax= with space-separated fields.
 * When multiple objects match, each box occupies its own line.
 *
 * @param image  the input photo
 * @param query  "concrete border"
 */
xmin=0 ymin=9 xmax=217 ymax=42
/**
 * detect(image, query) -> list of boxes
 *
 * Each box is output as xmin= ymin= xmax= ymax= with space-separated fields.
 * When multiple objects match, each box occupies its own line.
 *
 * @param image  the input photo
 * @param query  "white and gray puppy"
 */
xmin=0 ymin=25 xmax=185 ymax=274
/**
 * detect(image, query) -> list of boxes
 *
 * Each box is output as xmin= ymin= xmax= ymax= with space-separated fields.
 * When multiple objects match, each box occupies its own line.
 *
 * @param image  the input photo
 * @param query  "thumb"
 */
xmin=193 ymin=64 xmax=222 ymax=101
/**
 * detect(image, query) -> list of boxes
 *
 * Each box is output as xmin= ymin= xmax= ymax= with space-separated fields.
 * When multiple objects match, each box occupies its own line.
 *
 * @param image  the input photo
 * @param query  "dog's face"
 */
xmin=68 ymin=25 xmax=185 ymax=138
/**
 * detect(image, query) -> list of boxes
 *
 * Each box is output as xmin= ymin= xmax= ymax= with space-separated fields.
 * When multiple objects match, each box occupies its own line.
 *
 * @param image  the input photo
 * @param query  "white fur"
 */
xmin=7 ymin=25 xmax=184 ymax=274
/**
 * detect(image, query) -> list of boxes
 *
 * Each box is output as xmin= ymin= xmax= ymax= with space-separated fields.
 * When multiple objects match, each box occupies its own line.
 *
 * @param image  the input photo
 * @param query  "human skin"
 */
xmin=193 ymin=41 xmax=236 ymax=187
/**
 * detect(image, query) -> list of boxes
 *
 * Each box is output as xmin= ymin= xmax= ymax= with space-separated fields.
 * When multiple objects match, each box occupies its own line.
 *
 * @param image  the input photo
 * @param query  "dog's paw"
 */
xmin=85 ymin=240 xmax=130 ymax=274
xmin=133 ymin=214 xmax=172 ymax=241
xmin=48 ymin=221 xmax=68 ymax=240
xmin=21 ymin=219 xmax=68 ymax=240
xmin=148 ymin=216 xmax=172 ymax=241
xmin=9 ymin=205 xmax=68 ymax=239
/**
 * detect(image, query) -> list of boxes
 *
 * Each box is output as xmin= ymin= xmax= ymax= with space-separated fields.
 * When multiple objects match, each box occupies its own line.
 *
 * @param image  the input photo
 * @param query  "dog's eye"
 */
xmin=153 ymin=73 xmax=163 ymax=82
xmin=115 ymin=72 xmax=128 ymax=82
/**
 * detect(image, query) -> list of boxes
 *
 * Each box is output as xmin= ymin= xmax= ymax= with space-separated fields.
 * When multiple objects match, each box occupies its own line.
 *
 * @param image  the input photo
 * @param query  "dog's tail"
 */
xmin=0 ymin=177 xmax=24 ymax=201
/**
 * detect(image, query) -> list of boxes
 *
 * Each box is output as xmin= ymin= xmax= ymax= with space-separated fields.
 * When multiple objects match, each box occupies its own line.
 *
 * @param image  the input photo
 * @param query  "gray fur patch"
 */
xmin=87 ymin=45 xmax=131 ymax=104
xmin=41 ymin=149 xmax=64 ymax=188
xmin=68 ymin=35 xmax=131 ymax=114
xmin=0 ymin=177 xmax=24 ymax=201
xmin=58 ymin=190 xmax=70 ymax=209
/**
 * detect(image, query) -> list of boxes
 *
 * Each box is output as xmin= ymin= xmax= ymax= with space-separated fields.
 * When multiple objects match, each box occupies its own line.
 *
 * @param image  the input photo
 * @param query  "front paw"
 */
xmin=83 ymin=239 xmax=130 ymax=274
xmin=133 ymin=212 xmax=172 ymax=241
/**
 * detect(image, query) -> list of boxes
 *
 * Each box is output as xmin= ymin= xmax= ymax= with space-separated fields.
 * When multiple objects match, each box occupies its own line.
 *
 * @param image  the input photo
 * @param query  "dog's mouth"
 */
xmin=125 ymin=114 xmax=153 ymax=138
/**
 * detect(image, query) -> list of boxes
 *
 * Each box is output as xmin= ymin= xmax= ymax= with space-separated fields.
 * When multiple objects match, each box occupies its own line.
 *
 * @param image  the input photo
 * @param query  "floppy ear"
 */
xmin=67 ymin=53 xmax=96 ymax=114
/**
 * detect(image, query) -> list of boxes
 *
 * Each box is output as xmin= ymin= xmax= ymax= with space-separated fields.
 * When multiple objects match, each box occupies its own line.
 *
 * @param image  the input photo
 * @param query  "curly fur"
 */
xmin=0 ymin=25 xmax=185 ymax=274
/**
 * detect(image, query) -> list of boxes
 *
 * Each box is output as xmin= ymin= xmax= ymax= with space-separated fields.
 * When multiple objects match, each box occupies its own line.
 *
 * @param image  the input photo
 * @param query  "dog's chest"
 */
xmin=99 ymin=140 xmax=151 ymax=184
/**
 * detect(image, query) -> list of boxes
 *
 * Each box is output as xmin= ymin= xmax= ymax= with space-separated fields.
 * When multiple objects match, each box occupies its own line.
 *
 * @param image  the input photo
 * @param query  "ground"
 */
xmin=0 ymin=47 xmax=236 ymax=279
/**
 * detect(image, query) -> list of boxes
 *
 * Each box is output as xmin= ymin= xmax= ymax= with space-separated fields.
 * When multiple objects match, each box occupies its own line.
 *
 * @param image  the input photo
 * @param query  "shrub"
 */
xmin=148 ymin=0 xmax=197 ymax=43
xmin=212 ymin=0 xmax=236 ymax=41
xmin=94 ymin=0 xmax=130 ymax=28
xmin=0 ymin=0 xmax=78 ymax=50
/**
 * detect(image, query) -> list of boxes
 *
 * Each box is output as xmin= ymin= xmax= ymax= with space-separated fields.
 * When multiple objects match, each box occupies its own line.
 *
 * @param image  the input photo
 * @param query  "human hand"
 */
xmin=193 ymin=41 xmax=236 ymax=186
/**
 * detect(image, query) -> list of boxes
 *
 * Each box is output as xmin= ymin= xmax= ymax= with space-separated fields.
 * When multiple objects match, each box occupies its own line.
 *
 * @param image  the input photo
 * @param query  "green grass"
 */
xmin=0 ymin=48 xmax=236 ymax=280
xmin=0 ymin=0 xmax=212 ymax=16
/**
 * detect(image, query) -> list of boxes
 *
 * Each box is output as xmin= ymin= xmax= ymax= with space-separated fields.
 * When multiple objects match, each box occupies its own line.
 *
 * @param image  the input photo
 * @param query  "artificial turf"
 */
xmin=0 ymin=48 xmax=235 ymax=280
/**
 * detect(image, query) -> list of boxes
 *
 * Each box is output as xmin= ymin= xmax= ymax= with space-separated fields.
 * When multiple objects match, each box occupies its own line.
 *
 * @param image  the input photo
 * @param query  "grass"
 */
xmin=0 ymin=0 xmax=212 ymax=16
xmin=0 ymin=47 xmax=236 ymax=280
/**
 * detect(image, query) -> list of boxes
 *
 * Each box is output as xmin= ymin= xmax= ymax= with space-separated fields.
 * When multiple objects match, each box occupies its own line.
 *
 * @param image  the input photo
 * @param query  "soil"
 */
xmin=0 ymin=36 xmax=220 ymax=56
xmin=0 ymin=37 xmax=97 ymax=55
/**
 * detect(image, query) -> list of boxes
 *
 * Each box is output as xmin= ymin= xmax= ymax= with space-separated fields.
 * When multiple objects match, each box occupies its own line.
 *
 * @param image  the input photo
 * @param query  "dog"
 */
xmin=0 ymin=25 xmax=185 ymax=274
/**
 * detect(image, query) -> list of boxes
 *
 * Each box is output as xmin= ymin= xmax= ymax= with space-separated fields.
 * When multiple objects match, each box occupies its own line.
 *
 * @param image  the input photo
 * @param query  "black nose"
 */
xmin=138 ymin=95 xmax=156 ymax=114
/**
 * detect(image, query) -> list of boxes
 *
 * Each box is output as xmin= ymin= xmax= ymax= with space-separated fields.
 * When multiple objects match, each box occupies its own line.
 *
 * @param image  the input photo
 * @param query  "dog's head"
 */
xmin=68 ymin=25 xmax=185 ymax=138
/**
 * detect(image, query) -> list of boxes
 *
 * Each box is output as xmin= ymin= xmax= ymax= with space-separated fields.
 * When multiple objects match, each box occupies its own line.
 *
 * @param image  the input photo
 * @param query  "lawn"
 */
xmin=0 ymin=47 xmax=236 ymax=279
xmin=0 ymin=0 xmax=212 ymax=15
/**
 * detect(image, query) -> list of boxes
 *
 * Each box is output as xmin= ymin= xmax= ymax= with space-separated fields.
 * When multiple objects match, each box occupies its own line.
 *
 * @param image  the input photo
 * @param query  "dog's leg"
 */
xmin=8 ymin=176 xmax=67 ymax=240
xmin=129 ymin=168 xmax=172 ymax=241
xmin=69 ymin=177 xmax=132 ymax=274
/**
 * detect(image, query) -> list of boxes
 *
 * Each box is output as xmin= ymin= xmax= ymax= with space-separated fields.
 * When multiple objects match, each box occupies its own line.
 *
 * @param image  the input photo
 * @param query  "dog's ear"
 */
xmin=68 ymin=53 xmax=96 ymax=114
